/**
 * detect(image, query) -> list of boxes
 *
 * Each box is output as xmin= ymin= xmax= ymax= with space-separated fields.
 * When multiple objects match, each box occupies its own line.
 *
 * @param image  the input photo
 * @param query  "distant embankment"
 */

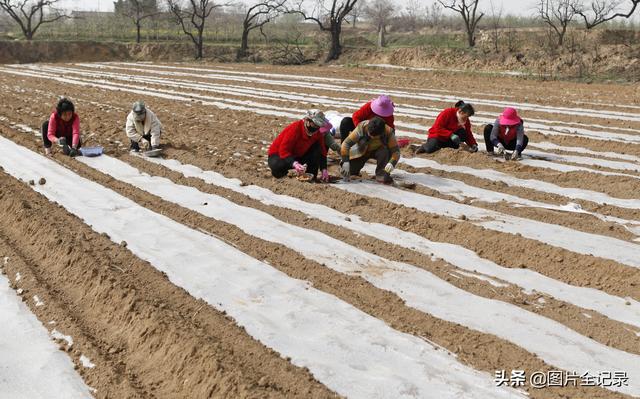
xmin=0 ymin=41 xmax=236 ymax=64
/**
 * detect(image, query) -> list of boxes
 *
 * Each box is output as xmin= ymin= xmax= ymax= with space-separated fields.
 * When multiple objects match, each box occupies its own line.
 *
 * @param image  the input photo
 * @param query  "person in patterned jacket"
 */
xmin=340 ymin=117 xmax=400 ymax=184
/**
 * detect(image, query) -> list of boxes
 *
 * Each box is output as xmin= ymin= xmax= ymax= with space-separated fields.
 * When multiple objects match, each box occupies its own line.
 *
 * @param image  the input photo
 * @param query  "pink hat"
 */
xmin=319 ymin=121 xmax=333 ymax=134
xmin=499 ymin=107 xmax=521 ymax=126
xmin=371 ymin=95 xmax=395 ymax=117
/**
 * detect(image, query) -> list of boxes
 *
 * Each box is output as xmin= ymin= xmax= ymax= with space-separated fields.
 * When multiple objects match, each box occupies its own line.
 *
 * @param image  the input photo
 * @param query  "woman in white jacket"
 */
xmin=126 ymin=101 xmax=162 ymax=152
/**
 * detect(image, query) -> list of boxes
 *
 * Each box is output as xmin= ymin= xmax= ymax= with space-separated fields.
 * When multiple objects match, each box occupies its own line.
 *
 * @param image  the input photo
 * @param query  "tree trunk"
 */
xmin=466 ymin=28 xmax=475 ymax=47
xmin=238 ymin=27 xmax=249 ymax=59
xmin=197 ymin=34 xmax=204 ymax=59
xmin=377 ymin=26 xmax=386 ymax=48
xmin=557 ymin=27 xmax=566 ymax=46
xmin=325 ymin=24 xmax=342 ymax=62
xmin=136 ymin=21 xmax=142 ymax=43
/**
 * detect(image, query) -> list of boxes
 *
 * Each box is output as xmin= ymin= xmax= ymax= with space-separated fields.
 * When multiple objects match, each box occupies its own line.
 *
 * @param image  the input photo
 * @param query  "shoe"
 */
xmin=376 ymin=174 xmax=394 ymax=185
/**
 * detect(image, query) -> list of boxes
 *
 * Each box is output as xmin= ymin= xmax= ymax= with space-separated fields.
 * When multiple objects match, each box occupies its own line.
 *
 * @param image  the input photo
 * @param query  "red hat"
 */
xmin=499 ymin=107 xmax=521 ymax=126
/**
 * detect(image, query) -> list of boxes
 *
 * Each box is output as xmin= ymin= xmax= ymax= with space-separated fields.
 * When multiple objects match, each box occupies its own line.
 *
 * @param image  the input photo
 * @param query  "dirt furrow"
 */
xmin=0 ymin=169 xmax=334 ymax=399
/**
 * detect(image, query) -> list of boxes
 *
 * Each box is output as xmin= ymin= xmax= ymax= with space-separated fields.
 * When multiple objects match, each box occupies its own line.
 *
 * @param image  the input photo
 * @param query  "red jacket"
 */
xmin=427 ymin=108 xmax=477 ymax=146
xmin=352 ymin=101 xmax=395 ymax=128
xmin=268 ymin=119 xmax=327 ymax=161
xmin=48 ymin=112 xmax=80 ymax=148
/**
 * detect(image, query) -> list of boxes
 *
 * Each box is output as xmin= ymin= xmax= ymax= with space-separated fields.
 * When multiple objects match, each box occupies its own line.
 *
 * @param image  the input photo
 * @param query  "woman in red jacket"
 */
xmin=339 ymin=95 xmax=395 ymax=142
xmin=268 ymin=110 xmax=338 ymax=182
xmin=416 ymin=102 xmax=478 ymax=154
xmin=41 ymin=97 xmax=81 ymax=157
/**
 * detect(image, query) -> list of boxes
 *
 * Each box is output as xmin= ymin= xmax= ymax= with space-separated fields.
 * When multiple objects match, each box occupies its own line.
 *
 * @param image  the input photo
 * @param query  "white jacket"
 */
xmin=125 ymin=108 xmax=162 ymax=147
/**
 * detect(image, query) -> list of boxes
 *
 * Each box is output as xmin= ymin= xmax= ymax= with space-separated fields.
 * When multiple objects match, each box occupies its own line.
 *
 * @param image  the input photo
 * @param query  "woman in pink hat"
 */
xmin=339 ymin=95 xmax=395 ymax=142
xmin=484 ymin=107 xmax=528 ymax=160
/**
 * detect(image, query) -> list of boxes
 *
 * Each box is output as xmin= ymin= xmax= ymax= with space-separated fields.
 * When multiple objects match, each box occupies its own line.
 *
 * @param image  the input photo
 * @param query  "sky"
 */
xmin=56 ymin=0 xmax=538 ymax=15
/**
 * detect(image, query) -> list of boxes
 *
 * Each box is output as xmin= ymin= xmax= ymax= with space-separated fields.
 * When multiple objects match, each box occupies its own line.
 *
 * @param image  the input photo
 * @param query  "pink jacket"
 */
xmin=48 ymin=112 xmax=80 ymax=148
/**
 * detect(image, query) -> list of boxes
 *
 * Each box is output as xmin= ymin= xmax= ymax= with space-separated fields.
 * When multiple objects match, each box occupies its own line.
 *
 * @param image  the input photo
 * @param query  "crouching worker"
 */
xmin=416 ymin=102 xmax=478 ymax=154
xmin=42 ymin=97 xmax=81 ymax=157
xmin=268 ymin=110 xmax=338 ymax=182
xmin=341 ymin=117 xmax=400 ymax=184
xmin=126 ymin=101 xmax=162 ymax=152
xmin=485 ymin=107 xmax=528 ymax=160
xmin=340 ymin=95 xmax=395 ymax=142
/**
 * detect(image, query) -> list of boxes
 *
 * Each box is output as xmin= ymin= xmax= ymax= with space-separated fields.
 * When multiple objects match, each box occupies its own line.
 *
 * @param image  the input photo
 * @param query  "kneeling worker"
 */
xmin=341 ymin=117 xmax=400 ymax=184
xmin=126 ymin=101 xmax=162 ymax=153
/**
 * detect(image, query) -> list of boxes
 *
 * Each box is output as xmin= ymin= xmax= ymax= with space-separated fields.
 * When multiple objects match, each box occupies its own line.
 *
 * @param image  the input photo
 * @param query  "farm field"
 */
xmin=0 ymin=61 xmax=639 ymax=399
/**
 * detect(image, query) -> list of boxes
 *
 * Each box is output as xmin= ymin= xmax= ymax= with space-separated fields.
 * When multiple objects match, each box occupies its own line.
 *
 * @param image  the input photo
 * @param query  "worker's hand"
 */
xmin=292 ymin=161 xmax=307 ymax=175
xmin=68 ymin=147 xmax=79 ymax=157
xmin=510 ymin=151 xmax=522 ymax=161
xmin=450 ymin=134 xmax=461 ymax=146
xmin=384 ymin=162 xmax=394 ymax=174
xmin=496 ymin=143 xmax=505 ymax=155
xmin=142 ymin=133 xmax=152 ymax=142
xmin=320 ymin=169 xmax=330 ymax=182
xmin=341 ymin=161 xmax=350 ymax=180
xmin=57 ymin=137 xmax=70 ymax=155
xmin=469 ymin=144 xmax=478 ymax=153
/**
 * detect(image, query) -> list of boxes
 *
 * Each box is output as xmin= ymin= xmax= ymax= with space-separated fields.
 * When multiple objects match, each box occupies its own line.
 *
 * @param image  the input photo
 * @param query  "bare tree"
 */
xmin=292 ymin=0 xmax=359 ymax=62
xmin=363 ymin=0 xmax=394 ymax=47
xmin=401 ymin=0 xmax=424 ymax=32
xmin=0 ymin=0 xmax=68 ymax=40
xmin=349 ymin=0 xmax=365 ymax=28
xmin=488 ymin=0 xmax=502 ymax=51
xmin=114 ymin=0 xmax=160 ymax=43
xmin=576 ymin=0 xmax=640 ymax=28
xmin=237 ymin=0 xmax=286 ymax=59
xmin=167 ymin=0 xmax=226 ymax=59
xmin=536 ymin=0 xmax=581 ymax=47
xmin=438 ymin=0 xmax=484 ymax=47
xmin=426 ymin=2 xmax=443 ymax=28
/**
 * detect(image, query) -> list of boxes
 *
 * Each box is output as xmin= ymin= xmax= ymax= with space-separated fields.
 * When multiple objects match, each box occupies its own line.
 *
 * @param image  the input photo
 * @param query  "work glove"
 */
xmin=57 ymin=137 xmax=70 ymax=155
xmin=292 ymin=161 xmax=307 ymax=175
xmin=450 ymin=134 xmax=461 ymax=146
xmin=507 ymin=151 xmax=522 ymax=161
xmin=469 ymin=144 xmax=478 ymax=153
xmin=142 ymin=133 xmax=152 ymax=142
xmin=341 ymin=161 xmax=350 ymax=180
xmin=384 ymin=162 xmax=394 ymax=174
xmin=496 ymin=142 xmax=505 ymax=155
xmin=321 ymin=169 xmax=330 ymax=182
xmin=68 ymin=147 xmax=79 ymax=157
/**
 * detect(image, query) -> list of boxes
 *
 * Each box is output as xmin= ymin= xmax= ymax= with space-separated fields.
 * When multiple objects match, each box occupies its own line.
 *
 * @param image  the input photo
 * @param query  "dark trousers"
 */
xmin=483 ymin=124 xmax=528 ymax=152
xmin=268 ymin=142 xmax=325 ymax=179
xmin=41 ymin=121 xmax=81 ymax=149
xmin=348 ymin=146 xmax=390 ymax=177
xmin=420 ymin=128 xmax=467 ymax=154
xmin=340 ymin=117 xmax=356 ymax=142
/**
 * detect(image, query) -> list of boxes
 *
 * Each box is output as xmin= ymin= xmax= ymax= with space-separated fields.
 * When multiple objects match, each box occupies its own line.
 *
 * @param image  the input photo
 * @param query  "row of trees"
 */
xmin=1 ymin=0 xmax=639 ymax=60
